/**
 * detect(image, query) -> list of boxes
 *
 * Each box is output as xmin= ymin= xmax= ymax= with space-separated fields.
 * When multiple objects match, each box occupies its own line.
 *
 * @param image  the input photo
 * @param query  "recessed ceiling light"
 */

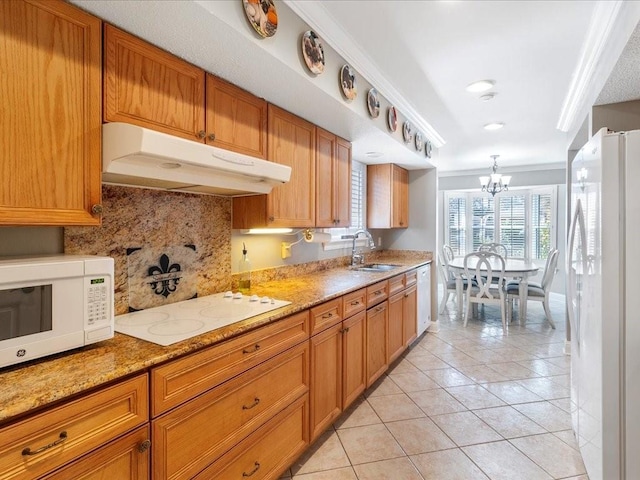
xmin=365 ymin=151 xmax=383 ymax=158
xmin=479 ymin=92 xmax=497 ymax=101
xmin=484 ymin=122 xmax=504 ymax=131
xmin=466 ymin=80 xmax=495 ymax=93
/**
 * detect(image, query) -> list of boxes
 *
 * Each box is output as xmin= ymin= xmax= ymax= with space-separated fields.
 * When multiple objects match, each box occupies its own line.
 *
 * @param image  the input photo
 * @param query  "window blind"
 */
xmin=531 ymin=192 xmax=552 ymax=259
xmin=471 ymin=196 xmax=494 ymax=252
xmin=447 ymin=196 xmax=466 ymax=256
xmin=499 ymin=194 xmax=526 ymax=258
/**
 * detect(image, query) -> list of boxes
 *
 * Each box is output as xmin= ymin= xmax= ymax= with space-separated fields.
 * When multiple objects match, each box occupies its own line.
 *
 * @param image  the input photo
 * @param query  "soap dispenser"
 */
xmin=238 ymin=242 xmax=251 ymax=293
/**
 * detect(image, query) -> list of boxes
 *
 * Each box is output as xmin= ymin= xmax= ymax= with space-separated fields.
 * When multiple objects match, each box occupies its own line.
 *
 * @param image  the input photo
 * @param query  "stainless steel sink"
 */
xmin=352 ymin=263 xmax=401 ymax=272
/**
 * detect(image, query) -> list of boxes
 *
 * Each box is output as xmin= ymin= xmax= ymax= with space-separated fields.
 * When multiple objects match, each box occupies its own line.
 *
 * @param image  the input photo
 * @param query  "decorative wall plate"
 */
xmin=425 ymin=140 xmax=433 ymax=159
xmin=402 ymin=121 xmax=413 ymax=143
xmin=367 ymin=88 xmax=380 ymax=118
xmin=242 ymin=0 xmax=278 ymax=38
xmin=387 ymin=106 xmax=397 ymax=132
xmin=302 ymin=31 xmax=324 ymax=74
xmin=340 ymin=64 xmax=357 ymax=101
xmin=415 ymin=131 xmax=424 ymax=151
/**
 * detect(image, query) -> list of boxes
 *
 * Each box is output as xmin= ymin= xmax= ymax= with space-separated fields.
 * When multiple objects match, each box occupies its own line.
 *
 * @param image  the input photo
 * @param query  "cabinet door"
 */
xmin=267 ymin=105 xmax=316 ymax=227
xmin=104 ymin=24 xmax=205 ymax=142
xmin=310 ymin=323 xmax=342 ymax=442
xmin=335 ymin=137 xmax=352 ymax=228
xmin=342 ymin=311 xmax=366 ymax=410
xmin=403 ymin=284 xmax=418 ymax=346
xmin=387 ymin=292 xmax=405 ymax=364
xmin=392 ymin=165 xmax=409 ymax=228
xmin=40 ymin=426 xmax=150 ymax=480
xmin=315 ymin=128 xmax=336 ymax=228
xmin=366 ymin=301 xmax=388 ymax=387
xmin=205 ymin=74 xmax=267 ymax=159
xmin=0 ymin=0 xmax=102 ymax=226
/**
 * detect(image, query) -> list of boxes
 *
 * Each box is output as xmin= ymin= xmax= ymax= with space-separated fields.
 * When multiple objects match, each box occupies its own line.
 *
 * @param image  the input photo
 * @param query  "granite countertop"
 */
xmin=0 ymin=251 xmax=431 ymax=424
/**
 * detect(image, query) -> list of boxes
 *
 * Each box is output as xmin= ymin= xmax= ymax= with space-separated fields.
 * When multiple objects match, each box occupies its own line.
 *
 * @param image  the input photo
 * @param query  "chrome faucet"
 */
xmin=341 ymin=229 xmax=375 ymax=265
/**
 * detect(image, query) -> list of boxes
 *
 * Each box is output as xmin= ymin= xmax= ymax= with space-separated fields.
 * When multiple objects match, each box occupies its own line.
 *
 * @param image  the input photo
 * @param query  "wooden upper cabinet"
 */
xmin=316 ymin=128 xmax=351 ymax=228
xmin=206 ymin=75 xmax=267 ymax=159
xmin=232 ymin=104 xmax=315 ymax=228
xmin=104 ymin=24 xmax=206 ymax=141
xmin=367 ymin=163 xmax=409 ymax=229
xmin=0 ymin=0 xmax=102 ymax=225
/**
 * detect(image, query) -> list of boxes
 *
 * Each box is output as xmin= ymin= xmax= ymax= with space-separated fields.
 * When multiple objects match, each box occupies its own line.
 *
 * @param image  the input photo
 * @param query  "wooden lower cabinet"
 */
xmin=193 ymin=394 xmax=309 ymax=480
xmin=0 ymin=374 xmax=148 ymax=480
xmin=388 ymin=291 xmax=405 ymax=363
xmin=152 ymin=342 xmax=309 ymax=480
xmin=40 ymin=426 xmax=150 ymax=480
xmin=403 ymin=284 xmax=418 ymax=346
xmin=309 ymin=323 xmax=343 ymax=442
xmin=366 ymin=301 xmax=388 ymax=387
xmin=342 ymin=310 xmax=367 ymax=409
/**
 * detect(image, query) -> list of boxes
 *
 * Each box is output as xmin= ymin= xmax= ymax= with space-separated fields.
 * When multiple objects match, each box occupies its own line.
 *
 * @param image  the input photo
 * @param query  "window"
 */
xmin=444 ymin=187 xmax=556 ymax=260
xmin=324 ymin=161 xmax=367 ymax=248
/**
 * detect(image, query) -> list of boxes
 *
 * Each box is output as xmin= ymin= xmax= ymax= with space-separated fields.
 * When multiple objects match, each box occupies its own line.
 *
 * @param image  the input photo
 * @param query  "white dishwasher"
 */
xmin=416 ymin=263 xmax=431 ymax=336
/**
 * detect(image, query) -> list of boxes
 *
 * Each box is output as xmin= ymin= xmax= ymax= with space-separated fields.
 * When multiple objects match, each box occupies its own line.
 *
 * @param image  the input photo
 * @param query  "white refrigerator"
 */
xmin=568 ymin=127 xmax=640 ymax=480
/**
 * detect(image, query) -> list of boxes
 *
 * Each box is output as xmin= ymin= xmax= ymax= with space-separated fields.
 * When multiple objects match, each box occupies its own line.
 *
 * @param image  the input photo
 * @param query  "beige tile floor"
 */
xmin=280 ymin=292 xmax=589 ymax=480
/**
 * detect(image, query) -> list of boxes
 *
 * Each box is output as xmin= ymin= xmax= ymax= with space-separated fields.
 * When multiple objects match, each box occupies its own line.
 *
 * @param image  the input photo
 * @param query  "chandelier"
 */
xmin=479 ymin=155 xmax=511 ymax=197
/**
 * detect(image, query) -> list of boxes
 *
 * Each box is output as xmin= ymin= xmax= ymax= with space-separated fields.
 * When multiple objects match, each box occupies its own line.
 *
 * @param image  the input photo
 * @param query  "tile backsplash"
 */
xmin=65 ymin=185 xmax=232 ymax=315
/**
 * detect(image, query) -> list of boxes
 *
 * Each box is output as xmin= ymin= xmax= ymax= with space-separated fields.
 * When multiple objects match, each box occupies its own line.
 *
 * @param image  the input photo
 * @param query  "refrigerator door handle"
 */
xmin=567 ymin=199 xmax=587 ymax=352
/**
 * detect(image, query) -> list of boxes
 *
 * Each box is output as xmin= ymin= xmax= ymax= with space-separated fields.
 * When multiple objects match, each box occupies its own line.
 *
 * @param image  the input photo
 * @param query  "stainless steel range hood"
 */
xmin=102 ymin=122 xmax=291 ymax=196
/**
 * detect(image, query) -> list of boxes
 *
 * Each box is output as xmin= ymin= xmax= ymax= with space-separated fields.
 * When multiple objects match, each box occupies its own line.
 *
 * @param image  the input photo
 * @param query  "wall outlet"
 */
xmin=281 ymin=242 xmax=291 ymax=259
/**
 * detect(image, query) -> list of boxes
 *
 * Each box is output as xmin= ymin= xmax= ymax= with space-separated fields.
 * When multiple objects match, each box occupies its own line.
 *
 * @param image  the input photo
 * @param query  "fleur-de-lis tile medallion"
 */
xmin=148 ymin=254 xmax=182 ymax=298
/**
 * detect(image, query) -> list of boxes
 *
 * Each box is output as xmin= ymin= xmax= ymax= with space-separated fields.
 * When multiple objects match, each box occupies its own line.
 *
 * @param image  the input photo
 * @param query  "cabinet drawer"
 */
xmin=388 ymin=274 xmax=405 ymax=296
xmin=343 ymin=288 xmax=366 ymax=318
xmin=309 ymin=298 xmax=342 ymax=335
xmin=152 ymin=342 xmax=309 ymax=480
xmin=0 ymin=374 xmax=148 ymax=480
xmin=151 ymin=311 xmax=308 ymax=416
xmin=40 ymin=425 xmax=150 ymax=480
xmin=193 ymin=394 xmax=309 ymax=480
xmin=405 ymin=269 xmax=418 ymax=287
xmin=366 ymin=280 xmax=389 ymax=308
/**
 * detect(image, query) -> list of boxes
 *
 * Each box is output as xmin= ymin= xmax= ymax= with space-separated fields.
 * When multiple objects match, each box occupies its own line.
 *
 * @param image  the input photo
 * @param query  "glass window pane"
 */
xmin=531 ymin=193 xmax=552 ymax=260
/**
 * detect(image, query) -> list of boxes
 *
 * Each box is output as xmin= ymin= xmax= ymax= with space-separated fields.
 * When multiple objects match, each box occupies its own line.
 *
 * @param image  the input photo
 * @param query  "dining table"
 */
xmin=447 ymin=257 xmax=540 ymax=323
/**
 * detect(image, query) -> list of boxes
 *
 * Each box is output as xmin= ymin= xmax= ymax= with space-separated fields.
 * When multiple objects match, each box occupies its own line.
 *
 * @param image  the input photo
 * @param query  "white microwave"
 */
xmin=0 ymin=255 xmax=114 ymax=368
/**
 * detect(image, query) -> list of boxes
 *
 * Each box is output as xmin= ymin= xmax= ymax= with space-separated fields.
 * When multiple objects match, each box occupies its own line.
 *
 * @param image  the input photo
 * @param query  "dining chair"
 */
xmin=478 ymin=242 xmax=508 ymax=258
xmin=438 ymin=253 xmax=476 ymax=314
xmin=507 ymin=248 xmax=559 ymax=328
xmin=463 ymin=251 xmax=507 ymax=329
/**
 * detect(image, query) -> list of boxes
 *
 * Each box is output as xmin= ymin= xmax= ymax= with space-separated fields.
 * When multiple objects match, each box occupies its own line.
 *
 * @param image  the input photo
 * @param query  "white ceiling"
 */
xmin=73 ymin=0 xmax=640 ymax=173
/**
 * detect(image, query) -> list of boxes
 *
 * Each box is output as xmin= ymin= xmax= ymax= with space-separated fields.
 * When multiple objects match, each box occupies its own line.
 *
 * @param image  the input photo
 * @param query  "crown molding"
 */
xmin=438 ymin=162 xmax=567 ymax=178
xmin=556 ymin=0 xmax=639 ymax=132
xmin=284 ymin=0 xmax=445 ymax=148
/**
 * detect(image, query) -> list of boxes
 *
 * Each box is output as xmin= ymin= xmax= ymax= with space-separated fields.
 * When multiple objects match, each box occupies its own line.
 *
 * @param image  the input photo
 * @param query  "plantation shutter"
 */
xmin=350 ymin=161 xmax=365 ymax=230
xmin=531 ymin=192 xmax=552 ymax=260
xmin=499 ymin=194 xmax=526 ymax=258
xmin=447 ymin=196 xmax=466 ymax=256
xmin=471 ymin=196 xmax=494 ymax=252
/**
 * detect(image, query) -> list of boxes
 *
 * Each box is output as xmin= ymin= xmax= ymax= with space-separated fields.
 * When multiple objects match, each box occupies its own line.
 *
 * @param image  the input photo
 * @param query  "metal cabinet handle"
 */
xmin=242 ymin=344 xmax=260 ymax=354
xmin=22 ymin=431 xmax=68 ymax=456
xmin=373 ymin=290 xmax=383 ymax=296
xmin=340 ymin=327 xmax=350 ymax=334
xmin=350 ymin=301 xmax=360 ymax=306
xmin=322 ymin=312 xmax=334 ymax=319
xmin=242 ymin=461 xmax=261 ymax=477
xmin=196 ymin=130 xmax=206 ymax=139
xmin=242 ymin=397 xmax=260 ymax=410
xmin=208 ymin=133 xmax=216 ymax=141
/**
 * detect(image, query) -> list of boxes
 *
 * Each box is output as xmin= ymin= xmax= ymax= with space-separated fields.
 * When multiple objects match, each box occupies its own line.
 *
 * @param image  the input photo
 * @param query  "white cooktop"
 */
xmin=114 ymin=292 xmax=291 ymax=346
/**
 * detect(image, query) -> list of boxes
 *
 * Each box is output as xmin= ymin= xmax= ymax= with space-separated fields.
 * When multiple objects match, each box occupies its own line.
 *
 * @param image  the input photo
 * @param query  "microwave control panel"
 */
xmin=86 ymin=276 xmax=111 ymax=326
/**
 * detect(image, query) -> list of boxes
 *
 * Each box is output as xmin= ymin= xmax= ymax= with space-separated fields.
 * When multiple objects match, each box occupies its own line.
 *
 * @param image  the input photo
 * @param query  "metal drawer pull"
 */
xmin=322 ymin=312 xmax=334 ymax=319
xmin=138 ymin=439 xmax=151 ymax=453
xmin=341 ymin=327 xmax=350 ymax=334
xmin=242 ymin=397 xmax=260 ymax=410
xmin=22 ymin=431 xmax=68 ymax=456
xmin=242 ymin=461 xmax=261 ymax=477
xmin=373 ymin=290 xmax=383 ymax=295
xmin=350 ymin=301 xmax=360 ymax=306
xmin=242 ymin=344 xmax=261 ymax=354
